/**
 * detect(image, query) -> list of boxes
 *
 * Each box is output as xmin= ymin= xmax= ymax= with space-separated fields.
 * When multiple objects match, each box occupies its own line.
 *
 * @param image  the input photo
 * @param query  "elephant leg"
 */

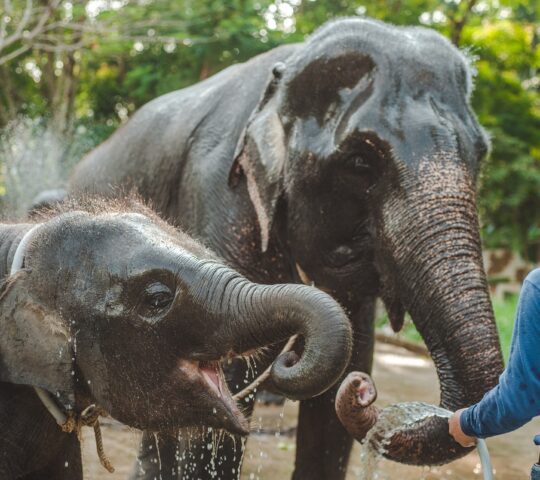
xmin=175 ymin=424 xmax=247 ymax=480
xmin=292 ymin=297 xmax=376 ymax=480
xmin=131 ymin=400 xmax=251 ymax=480
xmin=130 ymin=406 xmax=252 ymax=480
xmin=21 ymin=435 xmax=82 ymax=480
xmin=129 ymin=431 xmax=179 ymax=480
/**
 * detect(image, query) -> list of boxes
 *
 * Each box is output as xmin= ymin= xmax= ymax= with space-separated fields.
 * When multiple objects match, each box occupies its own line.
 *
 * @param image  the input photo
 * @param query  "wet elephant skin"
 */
xmin=0 ymin=199 xmax=351 ymax=479
xmin=70 ymin=17 xmax=504 ymax=480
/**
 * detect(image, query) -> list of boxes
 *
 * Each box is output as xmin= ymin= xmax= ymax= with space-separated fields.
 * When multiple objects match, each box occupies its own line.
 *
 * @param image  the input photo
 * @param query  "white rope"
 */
xmin=10 ymin=224 xmax=42 ymax=275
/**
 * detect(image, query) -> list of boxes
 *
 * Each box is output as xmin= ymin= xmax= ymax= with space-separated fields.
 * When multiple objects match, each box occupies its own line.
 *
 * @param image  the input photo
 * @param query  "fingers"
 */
xmin=448 ymin=409 xmax=477 ymax=448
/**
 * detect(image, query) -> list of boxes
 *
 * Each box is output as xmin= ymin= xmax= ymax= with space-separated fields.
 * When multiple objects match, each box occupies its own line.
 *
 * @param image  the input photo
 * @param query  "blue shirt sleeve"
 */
xmin=460 ymin=268 xmax=540 ymax=438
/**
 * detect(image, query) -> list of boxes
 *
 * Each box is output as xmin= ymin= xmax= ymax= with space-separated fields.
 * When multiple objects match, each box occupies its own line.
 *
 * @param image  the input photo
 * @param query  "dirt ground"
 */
xmin=81 ymin=342 xmax=540 ymax=479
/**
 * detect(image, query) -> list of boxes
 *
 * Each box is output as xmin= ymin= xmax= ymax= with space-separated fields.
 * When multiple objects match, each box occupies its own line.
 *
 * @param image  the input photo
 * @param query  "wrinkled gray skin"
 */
xmin=0 ymin=201 xmax=351 ymax=479
xmin=69 ymin=18 xmax=504 ymax=479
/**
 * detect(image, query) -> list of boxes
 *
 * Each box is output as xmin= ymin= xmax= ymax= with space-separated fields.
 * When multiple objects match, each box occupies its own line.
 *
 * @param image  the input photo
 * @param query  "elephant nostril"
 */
xmin=277 ymin=351 xmax=300 ymax=368
xmin=356 ymin=383 xmax=372 ymax=405
xmin=348 ymin=373 xmax=377 ymax=406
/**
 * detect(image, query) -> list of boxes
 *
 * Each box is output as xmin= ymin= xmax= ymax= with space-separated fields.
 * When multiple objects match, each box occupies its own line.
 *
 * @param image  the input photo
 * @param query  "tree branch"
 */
xmin=449 ymin=0 xmax=478 ymax=45
xmin=0 ymin=42 xmax=31 ymax=65
xmin=0 ymin=0 xmax=62 ymax=59
xmin=0 ymin=0 xmax=33 ymax=50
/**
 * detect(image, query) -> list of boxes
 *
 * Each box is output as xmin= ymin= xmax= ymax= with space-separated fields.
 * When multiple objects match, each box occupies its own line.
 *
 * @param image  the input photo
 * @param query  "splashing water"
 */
xmin=0 ymin=117 xmax=100 ymax=218
xmin=152 ymin=433 xmax=163 ymax=480
xmin=0 ymin=118 xmax=62 ymax=217
xmin=357 ymin=402 xmax=493 ymax=480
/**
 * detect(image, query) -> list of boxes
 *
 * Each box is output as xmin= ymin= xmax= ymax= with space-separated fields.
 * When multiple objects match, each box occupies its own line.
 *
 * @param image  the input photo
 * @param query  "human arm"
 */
xmin=450 ymin=269 xmax=540 ymax=442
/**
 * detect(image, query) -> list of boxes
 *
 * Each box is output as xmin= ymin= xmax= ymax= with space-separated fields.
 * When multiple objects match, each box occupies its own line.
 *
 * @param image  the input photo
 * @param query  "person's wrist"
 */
xmin=459 ymin=407 xmax=473 ymax=436
xmin=449 ymin=409 xmax=476 ymax=447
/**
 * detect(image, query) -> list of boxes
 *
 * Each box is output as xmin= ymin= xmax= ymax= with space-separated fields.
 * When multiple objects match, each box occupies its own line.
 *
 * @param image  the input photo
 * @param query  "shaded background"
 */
xmin=1 ymin=0 xmax=538 ymax=356
xmin=0 ymin=2 xmax=539 ymax=477
xmin=0 ymin=0 xmax=539 ymax=258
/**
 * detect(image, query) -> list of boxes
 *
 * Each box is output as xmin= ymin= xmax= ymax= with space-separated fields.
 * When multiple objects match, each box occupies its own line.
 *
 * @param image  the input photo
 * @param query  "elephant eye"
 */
xmin=344 ymin=154 xmax=377 ymax=186
xmin=351 ymin=157 xmax=372 ymax=172
xmin=139 ymin=282 xmax=174 ymax=318
xmin=341 ymin=136 xmax=388 ymax=192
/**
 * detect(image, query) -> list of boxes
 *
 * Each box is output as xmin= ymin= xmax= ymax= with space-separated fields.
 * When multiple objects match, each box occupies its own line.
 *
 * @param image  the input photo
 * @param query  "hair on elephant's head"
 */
xmin=0 ymin=197 xmax=352 ymax=435
xmin=232 ymin=18 xmax=503 ymax=464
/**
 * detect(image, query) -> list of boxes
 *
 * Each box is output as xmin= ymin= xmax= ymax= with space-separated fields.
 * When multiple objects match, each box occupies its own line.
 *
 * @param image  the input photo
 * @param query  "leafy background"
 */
xmin=0 ymin=1 xmax=538 ymax=354
xmin=1 ymin=0 xmax=538 ymax=257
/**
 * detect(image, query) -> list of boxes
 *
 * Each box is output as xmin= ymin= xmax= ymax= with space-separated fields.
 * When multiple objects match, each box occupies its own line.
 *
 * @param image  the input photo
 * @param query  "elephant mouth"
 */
xmin=199 ymin=361 xmax=227 ymax=397
xmin=177 ymin=359 xmax=249 ymax=435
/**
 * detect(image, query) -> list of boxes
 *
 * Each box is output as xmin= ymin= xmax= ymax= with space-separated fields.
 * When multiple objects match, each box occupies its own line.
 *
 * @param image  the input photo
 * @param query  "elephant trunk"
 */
xmin=374 ymin=162 xmax=504 ymax=465
xmin=335 ymin=372 xmax=379 ymax=442
xmin=195 ymin=263 xmax=353 ymax=400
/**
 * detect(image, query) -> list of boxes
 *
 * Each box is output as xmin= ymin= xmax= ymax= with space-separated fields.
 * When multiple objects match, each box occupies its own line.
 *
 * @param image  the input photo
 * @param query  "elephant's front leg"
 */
xmin=129 ymin=432 xmax=179 ymax=480
xmin=292 ymin=297 xmax=376 ymax=480
xmin=21 ymin=434 xmax=82 ymax=480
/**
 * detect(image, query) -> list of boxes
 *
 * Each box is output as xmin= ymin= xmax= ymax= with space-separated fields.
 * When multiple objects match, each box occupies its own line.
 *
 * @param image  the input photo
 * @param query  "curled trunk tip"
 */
xmin=220 ymin=279 xmax=353 ymax=401
xmin=335 ymin=371 xmax=474 ymax=466
xmin=336 ymin=372 xmax=379 ymax=442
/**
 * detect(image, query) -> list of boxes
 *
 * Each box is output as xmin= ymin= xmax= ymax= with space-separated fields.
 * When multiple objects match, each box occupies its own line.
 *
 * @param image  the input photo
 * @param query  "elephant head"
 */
xmin=0 ymin=198 xmax=352 ymax=435
xmin=232 ymin=18 xmax=503 ymax=464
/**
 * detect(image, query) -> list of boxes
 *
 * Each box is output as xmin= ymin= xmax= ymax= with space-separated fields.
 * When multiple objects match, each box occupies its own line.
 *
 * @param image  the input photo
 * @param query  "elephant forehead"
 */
xmin=310 ymin=18 xmax=468 ymax=68
xmin=104 ymin=216 xmax=200 ymax=266
xmin=52 ymin=213 xmax=198 ymax=276
xmin=296 ymin=19 xmax=471 ymax=96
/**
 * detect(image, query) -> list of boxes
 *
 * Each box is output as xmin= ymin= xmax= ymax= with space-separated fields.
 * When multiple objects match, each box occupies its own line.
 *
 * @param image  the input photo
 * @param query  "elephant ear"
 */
xmin=380 ymin=282 xmax=406 ymax=333
xmin=230 ymin=64 xmax=287 ymax=253
xmin=0 ymin=273 xmax=75 ymax=409
xmin=284 ymin=51 xmax=375 ymax=122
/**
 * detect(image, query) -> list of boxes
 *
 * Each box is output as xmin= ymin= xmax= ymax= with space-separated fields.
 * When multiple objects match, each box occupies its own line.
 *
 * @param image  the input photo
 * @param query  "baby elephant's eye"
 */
xmin=140 ymin=282 xmax=174 ymax=317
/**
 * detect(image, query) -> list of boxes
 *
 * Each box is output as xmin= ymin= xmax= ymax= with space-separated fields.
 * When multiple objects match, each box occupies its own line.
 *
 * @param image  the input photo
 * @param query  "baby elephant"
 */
xmin=0 ymin=198 xmax=352 ymax=480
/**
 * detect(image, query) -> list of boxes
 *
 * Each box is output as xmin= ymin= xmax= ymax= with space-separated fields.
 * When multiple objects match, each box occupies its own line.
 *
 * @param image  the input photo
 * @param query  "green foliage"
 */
xmin=466 ymin=18 xmax=540 ymax=257
xmin=492 ymin=294 xmax=518 ymax=362
xmin=75 ymin=0 xmax=282 ymax=120
xmin=0 ymin=0 xmax=539 ymax=254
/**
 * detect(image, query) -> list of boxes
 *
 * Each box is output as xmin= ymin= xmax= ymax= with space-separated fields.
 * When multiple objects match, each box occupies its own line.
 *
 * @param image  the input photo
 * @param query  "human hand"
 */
xmin=448 ymin=409 xmax=477 ymax=447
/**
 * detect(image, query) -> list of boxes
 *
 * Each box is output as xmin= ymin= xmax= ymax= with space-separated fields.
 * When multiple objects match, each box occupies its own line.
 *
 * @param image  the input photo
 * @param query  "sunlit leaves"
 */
xmin=1 ymin=0 xmax=539 ymax=257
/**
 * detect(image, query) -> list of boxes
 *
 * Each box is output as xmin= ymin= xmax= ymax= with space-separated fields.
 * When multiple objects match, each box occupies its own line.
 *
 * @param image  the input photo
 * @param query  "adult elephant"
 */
xmin=70 ymin=17 xmax=504 ymax=479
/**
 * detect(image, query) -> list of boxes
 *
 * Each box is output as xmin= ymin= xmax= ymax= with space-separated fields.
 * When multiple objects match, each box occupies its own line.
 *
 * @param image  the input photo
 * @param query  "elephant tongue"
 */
xmin=200 ymin=362 xmax=223 ymax=397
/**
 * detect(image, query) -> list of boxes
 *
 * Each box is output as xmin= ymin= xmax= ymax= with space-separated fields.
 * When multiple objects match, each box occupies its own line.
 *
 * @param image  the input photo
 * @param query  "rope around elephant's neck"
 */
xmin=61 ymin=404 xmax=115 ymax=473
xmin=10 ymin=224 xmax=114 ymax=474
xmin=233 ymin=335 xmax=298 ymax=401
